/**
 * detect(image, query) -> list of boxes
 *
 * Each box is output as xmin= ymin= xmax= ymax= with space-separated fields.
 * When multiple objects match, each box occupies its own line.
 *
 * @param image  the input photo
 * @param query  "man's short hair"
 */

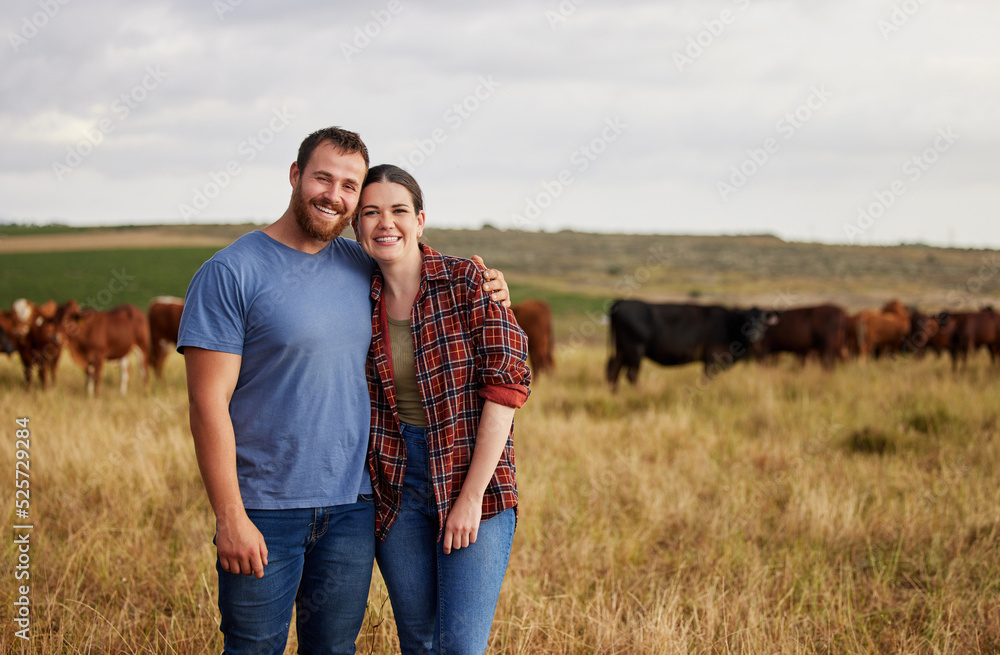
xmin=297 ymin=127 xmax=370 ymax=173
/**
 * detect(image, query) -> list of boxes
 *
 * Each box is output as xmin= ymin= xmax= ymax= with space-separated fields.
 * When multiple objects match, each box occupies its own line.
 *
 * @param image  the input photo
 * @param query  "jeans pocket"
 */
xmin=358 ymin=493 xmax=375 ymax=504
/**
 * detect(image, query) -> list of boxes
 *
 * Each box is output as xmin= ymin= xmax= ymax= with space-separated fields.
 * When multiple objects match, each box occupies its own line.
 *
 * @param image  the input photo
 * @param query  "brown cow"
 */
xmin=6 ymin=298 xmax=64 ymax=389
xmin=148 ymin=296 xmax=184 ymax=378
xmin=928 ymin=317 xmax=957 ymax=358
xmin=853 ymin=299 xmax=911 ymax=360
xmin=844 ymin=313 xmax=860 ymax=358
xmin=56 ymin=300 xmax=151 ymax=397
xmin=753 ymin=304 xmax=846 ymax=368
xmin=511 ymin=299 xmax=555 ymax=376
xmin=950 ymin=308 xmax=999 ymax=369
xmin=11 ymin=298 xmax=57 ymax=326
xmin=906 ymin=309 xmax=950 ymax=359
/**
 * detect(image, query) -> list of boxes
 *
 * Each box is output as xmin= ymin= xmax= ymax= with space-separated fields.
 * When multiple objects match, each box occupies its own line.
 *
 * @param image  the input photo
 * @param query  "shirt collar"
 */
xmin=370 ymin=242 xmax=448 ymax=302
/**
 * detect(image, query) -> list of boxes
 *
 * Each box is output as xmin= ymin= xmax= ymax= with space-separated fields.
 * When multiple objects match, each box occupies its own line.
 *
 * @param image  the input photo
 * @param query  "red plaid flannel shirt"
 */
xmin=366 ymin=244 xmax=531 ymax=541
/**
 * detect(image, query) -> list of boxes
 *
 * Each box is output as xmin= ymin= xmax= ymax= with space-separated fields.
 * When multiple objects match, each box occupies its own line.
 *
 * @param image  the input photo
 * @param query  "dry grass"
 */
xmin=2 ymin=346 xmax=999 ymax=653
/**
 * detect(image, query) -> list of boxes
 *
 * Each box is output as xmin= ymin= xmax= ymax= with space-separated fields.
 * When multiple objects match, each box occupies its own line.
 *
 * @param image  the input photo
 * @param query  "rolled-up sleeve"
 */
xmin=458 ymin=263 xmax=531 ymax=408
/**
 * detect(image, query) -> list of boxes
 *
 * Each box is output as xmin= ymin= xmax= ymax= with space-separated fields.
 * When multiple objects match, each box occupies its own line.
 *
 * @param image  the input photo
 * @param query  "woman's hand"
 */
xmin=442 ymin=491 xmax=483 ymax=554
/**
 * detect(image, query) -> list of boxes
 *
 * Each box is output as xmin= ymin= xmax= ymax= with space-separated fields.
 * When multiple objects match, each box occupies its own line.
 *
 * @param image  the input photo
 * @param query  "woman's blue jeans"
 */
xmin=216 ymin=499 xmax=375 ymax=654
xmin=376 ymin=422 xmax=515 ymax=654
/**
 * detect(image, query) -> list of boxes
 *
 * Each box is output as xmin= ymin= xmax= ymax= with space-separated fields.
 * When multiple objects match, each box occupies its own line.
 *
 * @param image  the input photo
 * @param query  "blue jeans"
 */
xmin=216 ymin=499 xmax=375 ymax=655
xmin=375 ymin=423 xmax=515 ymax=655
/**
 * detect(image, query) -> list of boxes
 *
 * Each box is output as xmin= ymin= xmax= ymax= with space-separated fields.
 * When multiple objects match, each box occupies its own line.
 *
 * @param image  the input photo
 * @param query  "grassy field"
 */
xmin=1 ymin=344 xmax=999 ymax=653
xmin=1 ymin=226 xmax=999 ymax=653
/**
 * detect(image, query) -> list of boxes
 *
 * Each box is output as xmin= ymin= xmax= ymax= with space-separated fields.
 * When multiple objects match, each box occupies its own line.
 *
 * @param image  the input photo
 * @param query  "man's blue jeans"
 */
xmin=375 ymin=423 xmax=515 ymax=654
xmin=216 ymin=498 xmax=375 ymax=655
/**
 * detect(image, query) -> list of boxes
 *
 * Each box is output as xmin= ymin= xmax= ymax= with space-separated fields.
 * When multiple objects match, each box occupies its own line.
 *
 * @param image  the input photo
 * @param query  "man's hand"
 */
xmin=471 ymin=254 xmax=511 ymax=308
xmin=185 ymin=347 xmax=267 ymax=577
xmin=216 ymin=510 xmax=269 ymax=578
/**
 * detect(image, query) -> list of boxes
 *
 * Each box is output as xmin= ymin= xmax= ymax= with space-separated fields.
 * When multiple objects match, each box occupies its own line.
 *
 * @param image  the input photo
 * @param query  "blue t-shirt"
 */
xmin=177 ymin=231 xmax=375 ymax=509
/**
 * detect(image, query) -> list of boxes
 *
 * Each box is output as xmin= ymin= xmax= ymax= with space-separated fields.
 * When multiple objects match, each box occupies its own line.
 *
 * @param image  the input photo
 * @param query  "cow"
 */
xmin=853 ymin=299 xmax=911 ymax=360
xmin=0 ymin=313 xmax=18 ymax=356
xmin=12 ymin=298 xmax=57 ymax=326
xmin=6 ymin=298 xmax=64 ymax=389
xmin=844 ymin=313 xmax=861 ymax=358
xmin=606 ymin=300 xmax=776 ymax=389
xmin=754 ymin=304 xmax=847 ymax=368
xmin=511 ymin=299 xmax=555 ymax=376
xmin=928 ymin=314 xmax=957 ymax=358
xmin=905 ymin=309 xmax=950 ymax=359
xmin=55 ymin=300 xmax=151 ymax=397
xmin=147 ymin=296 xmax=184 ymax=379
xmin=950 ymin=307 xmax=999 ymax=369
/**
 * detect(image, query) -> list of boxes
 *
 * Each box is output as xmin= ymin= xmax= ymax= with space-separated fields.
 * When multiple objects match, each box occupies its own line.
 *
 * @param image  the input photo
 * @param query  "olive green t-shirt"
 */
xmin=387 ymin=315 xmax=428 ymax=427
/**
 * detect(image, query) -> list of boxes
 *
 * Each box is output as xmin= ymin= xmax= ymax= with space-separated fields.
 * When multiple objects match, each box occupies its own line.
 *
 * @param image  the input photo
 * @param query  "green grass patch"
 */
xmin=0 ymin=222 xmax=86 ymax=236
xmin=0 ymin=248 xmax=221 ymax=308
xmin=0 ymin=245 xmax=611 ymax=320
xmin=508 ymin=282 xmax=610 ymax=317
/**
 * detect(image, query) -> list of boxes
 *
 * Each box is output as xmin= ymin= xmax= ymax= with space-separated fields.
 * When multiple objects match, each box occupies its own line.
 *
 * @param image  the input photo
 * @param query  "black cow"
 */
xmin=607 ymin=300 xmax=776 ymax=388
xmin=0 ymin=324 xmax=16 ymax=355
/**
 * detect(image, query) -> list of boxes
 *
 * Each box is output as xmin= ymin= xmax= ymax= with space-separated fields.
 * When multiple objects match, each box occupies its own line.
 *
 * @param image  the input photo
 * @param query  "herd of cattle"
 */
xmin=0 ymin=296 xmax=183 ymax=396
xmin=0 ymin=296 xmax=557 ymax=397
xmin=607 ymin=299 xmax=1000 ymax=388
xmin=3 ymin=294 xmax=994 ymax=397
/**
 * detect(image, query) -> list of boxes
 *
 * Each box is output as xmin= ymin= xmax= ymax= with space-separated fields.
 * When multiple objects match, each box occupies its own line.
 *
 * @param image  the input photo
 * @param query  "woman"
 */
xmin=353 ymin=164 xmax=530 ymax=653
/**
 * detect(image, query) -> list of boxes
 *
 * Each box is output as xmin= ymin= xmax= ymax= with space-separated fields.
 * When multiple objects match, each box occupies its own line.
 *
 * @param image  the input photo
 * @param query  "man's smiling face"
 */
xmin=289 ymin=140 xmax=368 ymax=242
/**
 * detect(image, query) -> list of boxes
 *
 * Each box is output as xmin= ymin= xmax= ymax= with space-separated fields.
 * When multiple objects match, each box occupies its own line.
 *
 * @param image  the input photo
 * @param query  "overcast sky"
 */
xmin=2 ymin=0 xmax=997 ymax=248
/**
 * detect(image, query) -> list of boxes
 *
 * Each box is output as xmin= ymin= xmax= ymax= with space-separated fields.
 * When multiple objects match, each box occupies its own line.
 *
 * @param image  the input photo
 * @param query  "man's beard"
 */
xmin=291 ymin=184 xmax=354 ymax=242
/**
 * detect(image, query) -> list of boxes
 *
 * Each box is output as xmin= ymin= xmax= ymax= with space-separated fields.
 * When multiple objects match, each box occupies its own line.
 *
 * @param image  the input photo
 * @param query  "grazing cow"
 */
xmin=511 ymin=299 xmax=555 ymax=376
xmin=844 ymin=313 xmax=861 ymax=358
xmin=906 ymin=309 xmax=950 ymax=359
xmin=21 ymin=316 xmax=64 ymax=389
xmin=927 ymin=314 xmax=957 ymax=358
xmin=950 ymin=308 xmax=999 ymax=369
xmin=607 ymin=300 xmax=776 ymax=388
xmin=754 ymin=304 xmax=847 ymax=368
xmin=853 ymin=299 xmax=911 ymax=360
xmin=148 ymin=296 xmax=184 ymax=378
xmin=56 ymin=300 xmax=151 ymax=397
xmin=6 ymin=299 xmax=64 ymax=389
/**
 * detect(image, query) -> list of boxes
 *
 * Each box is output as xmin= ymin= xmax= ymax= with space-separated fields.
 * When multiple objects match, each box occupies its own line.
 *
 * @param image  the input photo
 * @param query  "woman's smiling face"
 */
xmin=356 ymin=181 xmax=425 ymax=267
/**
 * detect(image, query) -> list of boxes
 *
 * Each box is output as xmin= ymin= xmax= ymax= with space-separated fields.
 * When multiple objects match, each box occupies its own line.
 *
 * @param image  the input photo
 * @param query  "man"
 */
xmin=178 ymin=127 xmax=508 ymax=654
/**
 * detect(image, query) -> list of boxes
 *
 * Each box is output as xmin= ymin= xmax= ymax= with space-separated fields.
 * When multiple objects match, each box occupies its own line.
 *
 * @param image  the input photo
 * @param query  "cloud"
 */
xmin=1 ymin=0 xmax=998 ymax=248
